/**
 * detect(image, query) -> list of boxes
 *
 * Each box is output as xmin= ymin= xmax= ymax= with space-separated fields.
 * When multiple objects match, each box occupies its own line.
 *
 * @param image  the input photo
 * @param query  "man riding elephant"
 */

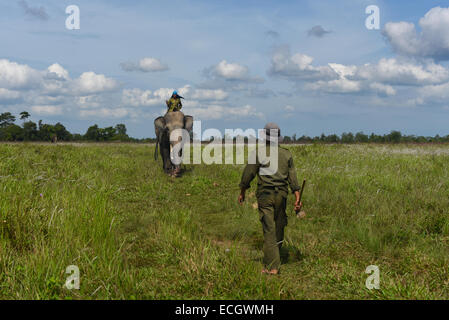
xmin=154 ymin=111 xmax=193 ymax=177
xmin=166 ymin=91 xmax=184 ymax=113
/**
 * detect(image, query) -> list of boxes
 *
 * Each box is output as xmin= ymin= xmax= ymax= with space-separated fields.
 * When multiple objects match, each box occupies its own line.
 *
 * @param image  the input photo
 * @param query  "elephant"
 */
xmin=154 ymin=111 xmax=193 ymax=176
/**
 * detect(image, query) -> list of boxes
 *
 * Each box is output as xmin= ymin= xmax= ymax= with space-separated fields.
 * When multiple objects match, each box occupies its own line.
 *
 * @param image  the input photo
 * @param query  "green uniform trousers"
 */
xmin=257 ymin=188 xmax=288 ymax=271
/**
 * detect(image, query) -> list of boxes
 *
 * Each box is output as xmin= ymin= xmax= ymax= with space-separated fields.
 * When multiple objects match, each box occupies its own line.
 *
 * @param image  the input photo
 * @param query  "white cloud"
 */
xmin=284 ymin=105 xmax=295 ymax=112
xmin=28 ymin=95 xmax=65 ymax=106
xmin=122 ymin=88 xmax=160 ymax=107
xmin=306 ymin=78 xmax=361 ymax=93
xmin=0 ymin=88 xmax=21 ymax=101
xmin=383 ymin=7 xmax=449 ymax=60
xmin=31 ymin=105 xmax=63 ymax=115
xmin=47 ymin=63 xmax=70 ymax=80
xmin=41 ymin=66 xmax=119 ymax=97
xmin=187 ymin=104 xmax=263 ymax=120
xmin=0 ymin=59 xmax=41 ymax=89
xmin=268 ymin=46 xmax=449 ymax=99
xmin=328 ymin=63 xmax=357 ymax=78
xmin=190 ymin=89 xmax=228 ymax=100
xmin=79 ymin=107 xmax=130 ymax=118
xmin=214 ymin=60 xmax=248 ymax=80
xmin=73 ymin=72 xmax=119 ymax=95
xmin=0 ymin=59 xmax=129 ymax=121
xmin=268 ymin=46 xmax=338 ymax=81
xmin=77 ymin=95 xmax=103 ymax=109
xmin=418 ymin=81 xmax=449 ymax=101
xmin=139 ymin=58 xmax=168 ymax=72
xmin=121 ymin=57 xmax=169 ymax=72
xmin=121 ymin=85 xmax=228 ymax=108
xmin=306 ymin=63 xmax=361 ymax=93
xmin=270 ymin=49 xmax=363 ymax=93
xmin=122 ymin=85 xmax=190 ymax=107
xmin=204 ymin=60 xmax=264 ymax=84
xmin=354 ymin=58 xmax=449 ymax=85
xmin=369 ymin=83 xmax=396 ymax=96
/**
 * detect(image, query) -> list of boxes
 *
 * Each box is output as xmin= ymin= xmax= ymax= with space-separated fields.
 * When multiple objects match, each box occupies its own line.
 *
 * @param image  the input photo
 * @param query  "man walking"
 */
xmin=238 ymin=123 xmax=302 ymax=275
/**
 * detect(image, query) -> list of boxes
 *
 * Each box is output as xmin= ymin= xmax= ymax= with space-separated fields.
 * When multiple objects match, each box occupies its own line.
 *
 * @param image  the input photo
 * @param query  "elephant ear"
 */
xmin=184 ymin=115 xmax=194 ymax=132
xmin=154 ymin=116 xmax=166 ymax=138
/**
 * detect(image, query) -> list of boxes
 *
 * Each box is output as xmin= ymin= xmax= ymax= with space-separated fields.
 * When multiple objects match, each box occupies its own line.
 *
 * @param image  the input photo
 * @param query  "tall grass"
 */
xmin=0 ymin=143 xmax=448 ymax=299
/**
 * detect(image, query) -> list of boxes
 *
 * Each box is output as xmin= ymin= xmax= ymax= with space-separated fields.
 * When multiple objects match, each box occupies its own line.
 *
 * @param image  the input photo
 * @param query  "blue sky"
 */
xmin=1 ymin=0 xmax=449 ymax=138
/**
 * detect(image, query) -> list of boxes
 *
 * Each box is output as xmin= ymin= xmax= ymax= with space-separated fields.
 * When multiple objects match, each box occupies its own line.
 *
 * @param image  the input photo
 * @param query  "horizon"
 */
xmin=3 ymin=109 xmax=448 ymax=142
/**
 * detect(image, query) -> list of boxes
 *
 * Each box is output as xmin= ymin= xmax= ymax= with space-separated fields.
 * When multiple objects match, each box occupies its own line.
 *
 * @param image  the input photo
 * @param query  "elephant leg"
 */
xmin=159 ymin=132 xmax=173 ymax=173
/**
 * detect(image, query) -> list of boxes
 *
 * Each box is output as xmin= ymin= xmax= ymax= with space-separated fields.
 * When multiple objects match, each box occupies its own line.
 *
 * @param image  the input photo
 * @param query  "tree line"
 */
xmin=0 ymin=111 xmax=448 ymax=143
xmin=0 ymin=111 xmax=151 ymax=142
xmin=282 ymin=131 xmax=449 ymax=144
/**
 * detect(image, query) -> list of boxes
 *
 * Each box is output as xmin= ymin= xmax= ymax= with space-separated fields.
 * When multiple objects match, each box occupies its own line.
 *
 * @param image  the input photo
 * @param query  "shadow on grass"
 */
xmin=251 ymin=241 xmax=304 ymax=265
xmin=280 ymin=245 xmax=304 ymax=264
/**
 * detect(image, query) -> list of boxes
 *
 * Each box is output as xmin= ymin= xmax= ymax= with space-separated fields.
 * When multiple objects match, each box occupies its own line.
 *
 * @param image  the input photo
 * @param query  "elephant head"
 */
xmin=154 ymin=111 xmax=193 ymax=175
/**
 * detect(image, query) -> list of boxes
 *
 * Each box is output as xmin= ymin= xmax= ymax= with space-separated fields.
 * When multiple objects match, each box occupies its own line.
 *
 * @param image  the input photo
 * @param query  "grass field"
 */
xmin=0 ymin=143 xmax=448 ymax=299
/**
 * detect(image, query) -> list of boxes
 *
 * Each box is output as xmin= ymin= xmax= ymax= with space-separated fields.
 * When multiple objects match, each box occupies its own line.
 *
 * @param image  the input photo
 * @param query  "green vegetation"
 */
xmin=0 ymin=143 xmax=448 ymax=299
xmin=1 ymin=111 xmax=449 ymax=144
xmin=0 ymin=111 xmax=149 ymax=142
xmin=283 ymin=130 xmax=449 ymax=144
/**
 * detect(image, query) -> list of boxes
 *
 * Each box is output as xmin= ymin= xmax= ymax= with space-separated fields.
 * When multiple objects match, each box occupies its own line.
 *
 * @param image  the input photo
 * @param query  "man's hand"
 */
xmin=294 ymin=190 xmax=303 ymax=212
xmin=238 ymin=188 xmax=246 ymax=205
xmin=294 ymin=200 xmax=303 ymax=212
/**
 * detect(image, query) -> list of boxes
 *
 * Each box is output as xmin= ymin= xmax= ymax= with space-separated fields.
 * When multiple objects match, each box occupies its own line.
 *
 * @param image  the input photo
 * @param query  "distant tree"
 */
xmin=320 ymin=133 xmax=326 ymax=142
xmin=298 ymin=135 xmax=312 ymax=143
xmin=416 ymin=136 xmax=427 ymax=143
xmin=85 ymin=124 xmax=100 ymax=141
xmin=369 ymin=133 xmax=384 ymax=143
xmin=84 ymin=124 xmax=130 ymax=141
xmin=23 ymin=121 xmax=38 ymax=141
xmin=2 ymin=124 xmax=24 ymax=141
xmin=72 ymin=133 xmax=83 ymax=141
xmin=387 ymin=130 xmax=402 ymax=143
xmin=54 ymin=122 xmax=72 ymax=141
xmin=100 ymin=126 xmax=116 ymax=141
xmin=0 ymin=112 xmax=16 ymax=128
xmin=38 ymin=123 xmax=56 ymax=141
xmin=115 ymin=124 xmax=127 ymax=136
xmin=403 ymin=134 xmax=417 ymax=143
xmin=355 ymin=132 xmax=369 ymax=143
xmin=326 ymin=134 xmax=339 ymax=143
xmin=341 ymin=132 xmax=354 ymax=143
xmin=20 ymin=111 xmax=30 ymax=122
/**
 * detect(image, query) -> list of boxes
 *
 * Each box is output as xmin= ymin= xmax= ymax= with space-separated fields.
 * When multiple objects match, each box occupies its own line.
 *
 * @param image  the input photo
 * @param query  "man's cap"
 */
xmin=262 ymin=122 xmax=283 ymax=143
xmin=172 ymin=90 xmax=184 ymax=99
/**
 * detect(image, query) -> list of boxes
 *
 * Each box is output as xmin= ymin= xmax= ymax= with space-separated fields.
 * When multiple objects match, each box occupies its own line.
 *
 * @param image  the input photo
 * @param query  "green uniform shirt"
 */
xmin=239 ymin=146 xmax=300 ymax=196
xmin=167 ymin=97 xmax=182 ymax=112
